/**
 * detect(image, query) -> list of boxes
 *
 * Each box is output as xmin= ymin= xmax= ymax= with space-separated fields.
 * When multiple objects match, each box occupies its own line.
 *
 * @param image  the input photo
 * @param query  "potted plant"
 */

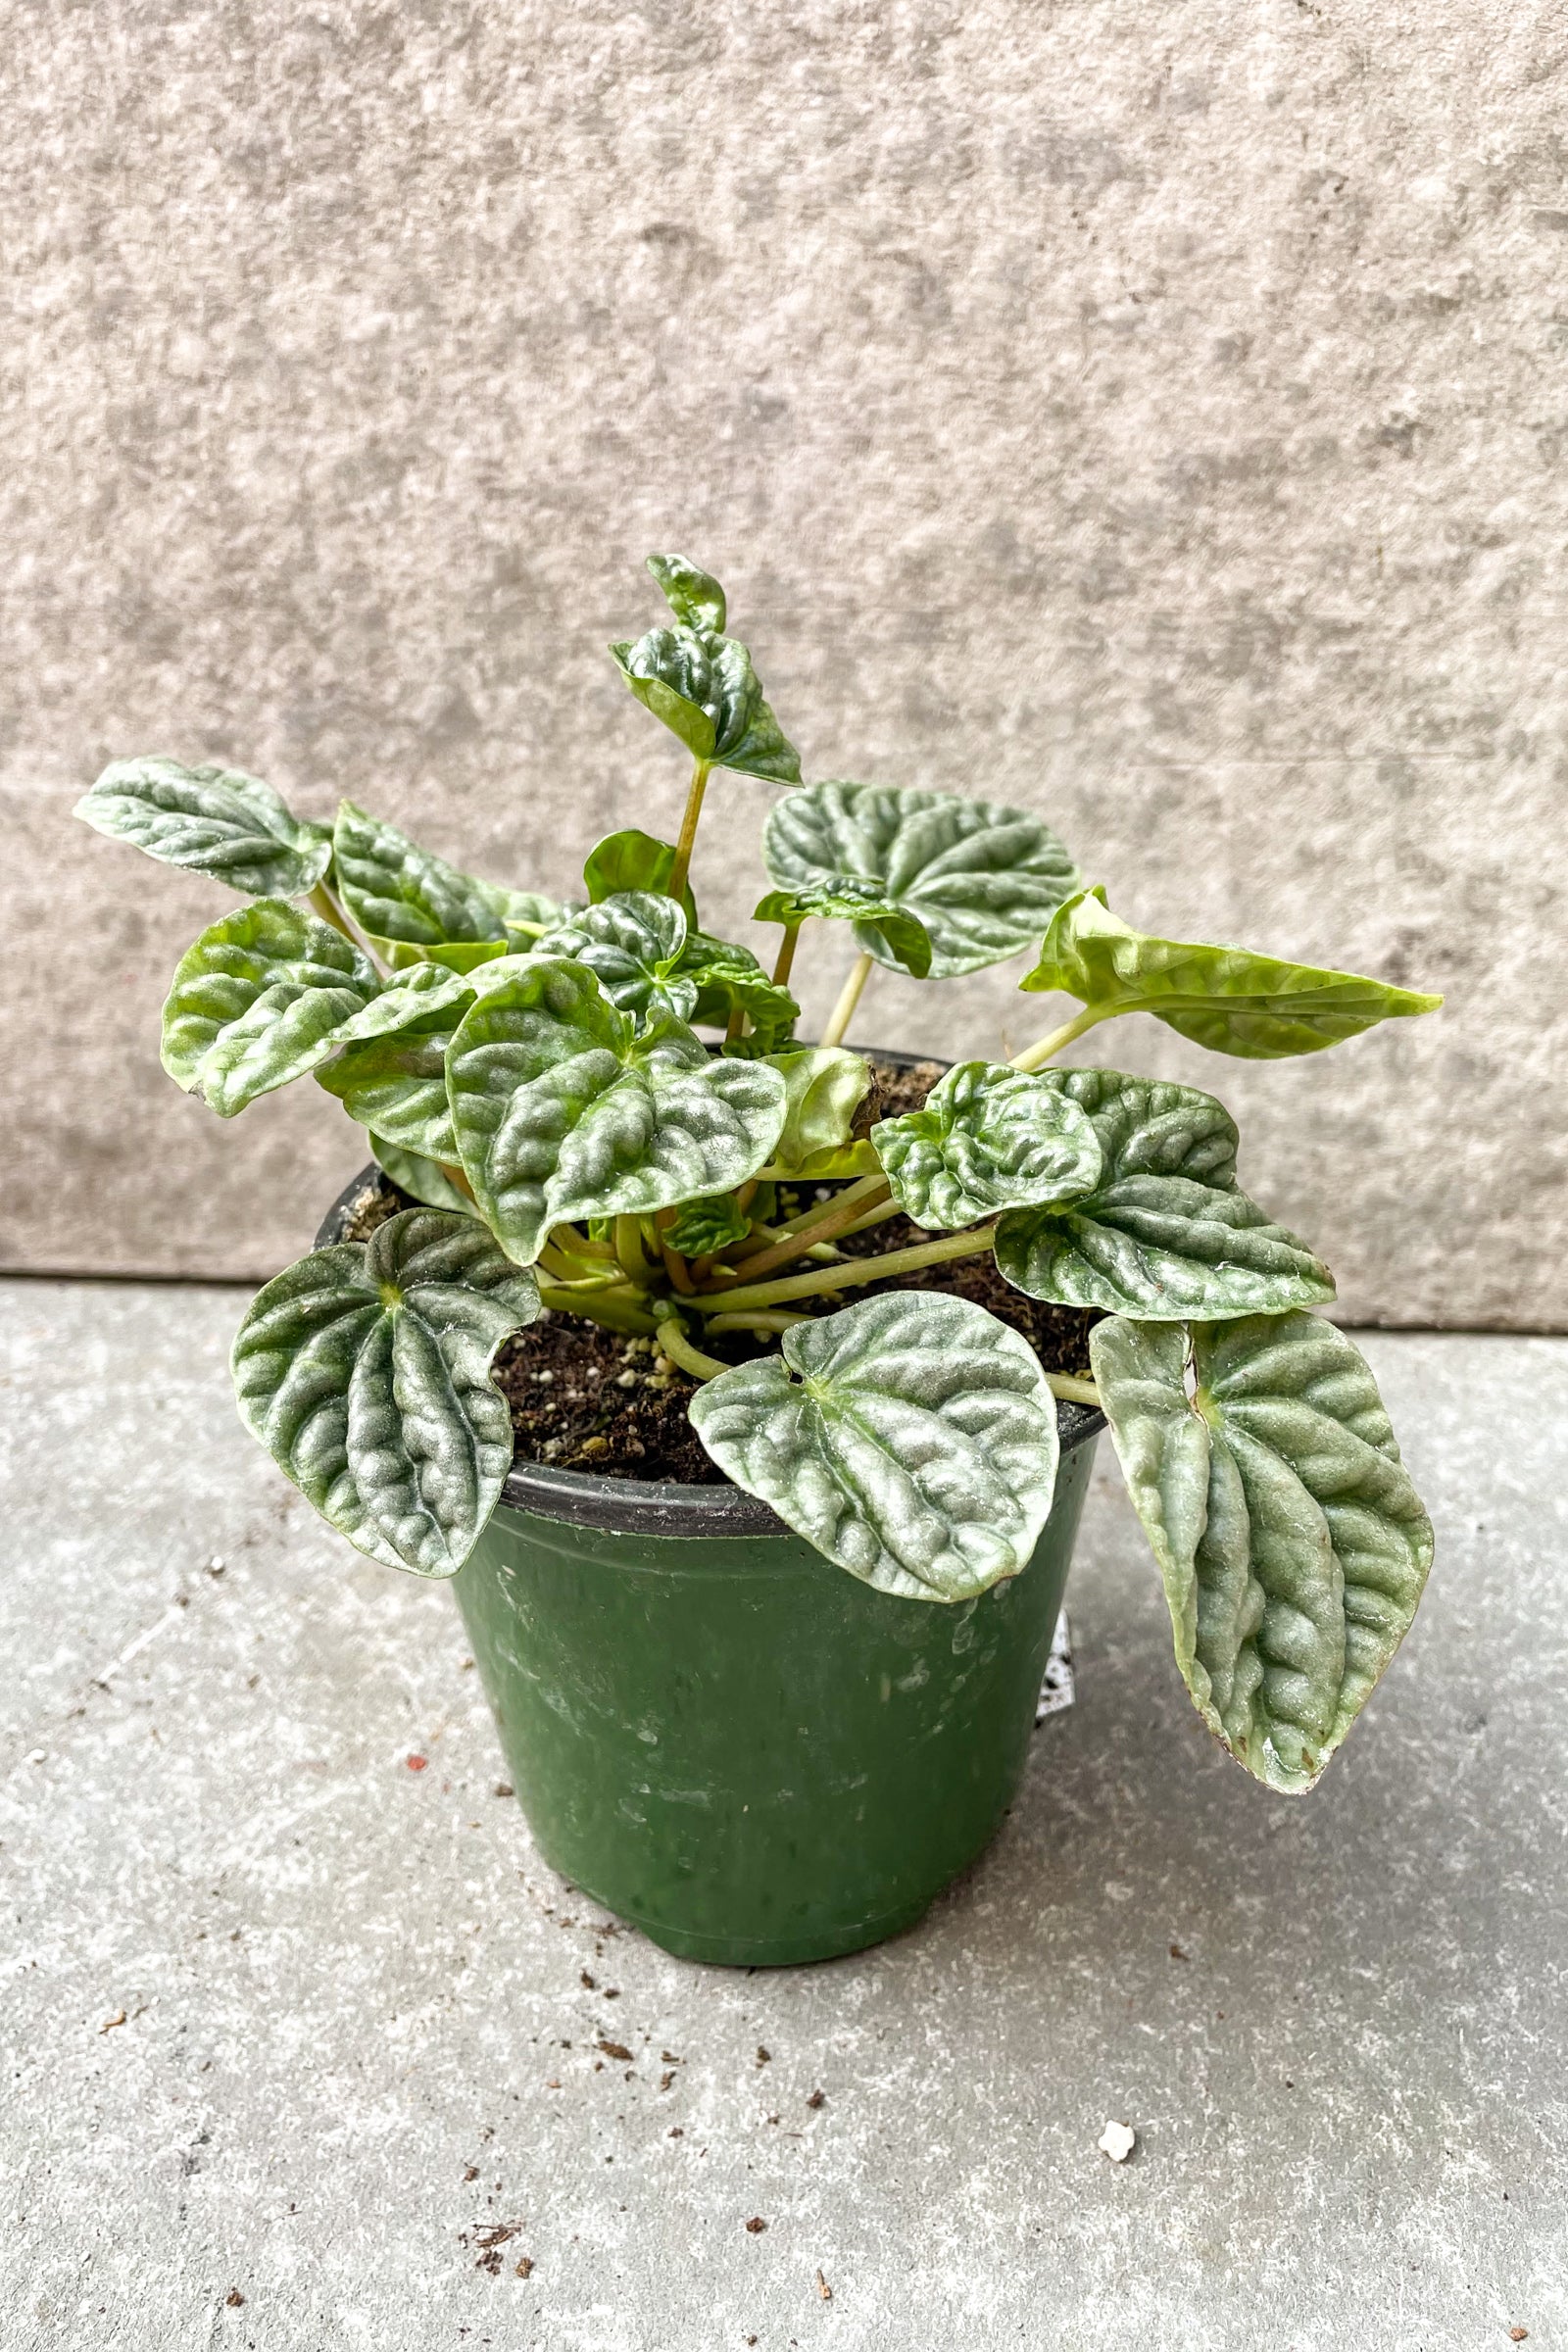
xmin=75 ymin=553 xmax=1440 ymax=1967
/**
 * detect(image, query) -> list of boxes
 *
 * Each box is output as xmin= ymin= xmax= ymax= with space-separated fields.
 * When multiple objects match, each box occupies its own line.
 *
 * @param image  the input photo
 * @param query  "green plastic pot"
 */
xmin=452 ymin=1429 xmax=1098 ymax=1967
xmin=318 ymin=1051 xmax=1102 ymax=1969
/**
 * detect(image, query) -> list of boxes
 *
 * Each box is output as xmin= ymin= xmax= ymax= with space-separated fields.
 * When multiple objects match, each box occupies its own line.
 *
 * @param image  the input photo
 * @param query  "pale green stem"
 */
xmin=1009 ymin=1003 xmax=1115 ymax=1073
xmin=705 ymin=1309 xmax=813 ymax=1336
xmin=308 ymin=877 xmax=392 ymax=977
xmin=696 ymin=1224 xmax=1000 ymax=1316
xmin=656 ymin=1317 xmax=728 ymax=1382
xmin=537 ymin=1257 xmax=633 ymax=1294
xmin=833 ymin=1196 xmax=906 ymax=1241
xmin=551 ymin=1225 xmax=614 ymax=1260
xmin=771 ymin=920 xmax=803 ymax=989
xmin=770 ymin=1169 xmax=889 ymax=1238
xmin=436 ymin=1159 xmax=477 ymax=1204
xmin=725 ymin=1221 xmax=843 ymax=1266
xmin=538 ymin=1284 xmax=658 ymax=1336
xmin=666 ymin=759 xmax=711 ymax=903
xmin=819 ymin=951 xmax=874 ymax=1050
xmin=1048 ymin=1373 xmax=1101 ymax=1405
xmin=706 ymin=1176 xmax=893 ymax=1285
xmin=613 ymin=1214 xmax=656 ymax=1288
xmin=307 ymin=881 xmax=355 ymax=941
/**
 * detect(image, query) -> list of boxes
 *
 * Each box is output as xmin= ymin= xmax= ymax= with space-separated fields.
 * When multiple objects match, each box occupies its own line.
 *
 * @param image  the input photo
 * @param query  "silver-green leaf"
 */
xmin=74 ymin=757 xmax=331 ymax=898
xmin=446 ymin=958 xmax=787 ymax=1264
xmin=332 ymin=801 xmax=539 ymax=971
xmin=1021 ymin=888 xmax=1444 ymax=1058
xmin=610 ymin=570 xmax=800 ymax=782
xmin=231 ymin=1210 xmax=539 ymax=1577
xmin=535 ymin=892 xmax=697 ymax=1025
xmin=688 ymin=1293 xmax=1061 ymax=1602
xmin=1089 ymin=1312 xmax=1435 ymax=1791
xmin=994 ymin=1067 xmax=1335 ymax=1318
xmin=762 ymin=781 xmax=1078 ymax=979
xmin=646 ymin=552 xmax=727 ymax=634
xmin=161 ymin=902 xmax=470 ymax=1116
xmin=872 ymin=1061 xmax=1103 ymax=1231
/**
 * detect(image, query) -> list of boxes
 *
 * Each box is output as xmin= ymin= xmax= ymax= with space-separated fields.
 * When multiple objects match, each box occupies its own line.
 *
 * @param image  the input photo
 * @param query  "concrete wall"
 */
xmin=4 ymin=0 xmax=1565 ymax=1325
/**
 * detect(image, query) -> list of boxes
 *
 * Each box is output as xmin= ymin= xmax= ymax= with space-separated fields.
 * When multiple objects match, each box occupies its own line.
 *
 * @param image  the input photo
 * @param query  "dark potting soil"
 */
xmin=340 ymin=1056 xmax=1098 ymax=1485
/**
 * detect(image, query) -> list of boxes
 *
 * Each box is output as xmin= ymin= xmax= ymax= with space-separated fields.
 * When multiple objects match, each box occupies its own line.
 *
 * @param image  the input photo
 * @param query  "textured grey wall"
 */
xmin=4 ymin=0 xmax=1565 ymax=1323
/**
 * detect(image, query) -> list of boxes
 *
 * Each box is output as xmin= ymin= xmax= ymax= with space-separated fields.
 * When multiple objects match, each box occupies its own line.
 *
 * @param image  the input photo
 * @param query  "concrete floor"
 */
xmin=2 ymin=1280 xmax=1564 ymax=2352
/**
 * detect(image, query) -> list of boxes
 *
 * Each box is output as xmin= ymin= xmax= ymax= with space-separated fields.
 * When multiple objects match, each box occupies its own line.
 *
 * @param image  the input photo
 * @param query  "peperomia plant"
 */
xmin=76 ymin=554 xmax=1443 ymax=1794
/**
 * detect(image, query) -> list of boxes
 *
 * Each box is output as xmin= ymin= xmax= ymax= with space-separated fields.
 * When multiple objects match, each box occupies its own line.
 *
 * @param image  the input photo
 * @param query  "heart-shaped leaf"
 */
xmin=231 ymin=1210 xmax=539 ymax=1577
xmin=688 ymin=1292 xmax=1060 ymax=1601
xmin=162 ymin=902 xmax=471 ymax=1116
xmin=368 ymin=1135 xmax=476 ymax=1215
xmin=762 ymin=1048 xmax=873 ymax=1174
xmin=610 ymin=615 xmax=800 ymax=783
xmin=1089 ymin=1312 xmax=1434 ymax=1791
xmin=1021 ymin=888 xmax=1444 ymax=1057
xmin=754 ymin=884 xmax=932 ymax=979
xmin=535 ymin=893 xmax=697 ymax=1025
xmin=446 ymin=958 xmax=787 ymax=1263
xmin=583 ymin=828 xmax=697 ymax=922
xmin=332 ymin=802 xmax=544 ymax=971
xmin=74 ymin=757 xmax=331 ymax=898
xmin=646 ymin=552 xmax=727 ymax=634
xmin=872 ymin=1060 xmax=1103 ymax=1231
xmin=994 ymin=1067 xmax=1335 ymax=1318
xmin=679 ymin=932 xmax=800 ymax=1051
xmin=762 ymin=781 xmax=1078 ymax=979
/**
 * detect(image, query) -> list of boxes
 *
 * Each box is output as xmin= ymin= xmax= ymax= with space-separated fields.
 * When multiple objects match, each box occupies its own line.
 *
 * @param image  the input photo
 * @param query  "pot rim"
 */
xmin=313 ymin=1041 xmax=1104 ymax=1537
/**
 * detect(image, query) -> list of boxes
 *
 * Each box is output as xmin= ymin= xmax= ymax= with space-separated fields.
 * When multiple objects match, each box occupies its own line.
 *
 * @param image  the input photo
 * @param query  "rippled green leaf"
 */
xmin=662 ymin=1192 xmax=753 ymax=1257
xmin=689 ymin=1293 xmax=1060 ymax=1601
xmin=161 ymin=902 xmax=469 ymax=1116
xmin=995 ymin=1067 xmax=1335 ymax=1318
xmin=332 ymin=802 xmax=541 ymax=971
xmin=231 ymin=1210 xmax=538 ymax=1576
xmin=446 ymin=958 xmax=787 ymax=1263
xmin=536 ymin=892 xmax=697 ymax=1025
xmin=610 ymin=560 xmax=799 ymax=782
xmin=1090 ymin=1313 xmax=1434 ymax=1790
xmin=74 ymin=756 xmax=331 ymax=898
xmin=646 ymin=552 xmax=727 ymax=634
xmin=1021 ymin=888 xmax=1444 ymax=1058
xmin=763 ymin=781 xmax=1078 ymax=979
xmin=753 ymin=883 xmax=932 ymax=979
xmin=873 ymin=1060 xmax=1102 ymax=1231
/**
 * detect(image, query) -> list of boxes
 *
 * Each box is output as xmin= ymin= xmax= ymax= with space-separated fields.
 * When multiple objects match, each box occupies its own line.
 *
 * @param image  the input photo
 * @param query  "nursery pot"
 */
xmin=317 ymin=1053 xmax=1102 ymax=1969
